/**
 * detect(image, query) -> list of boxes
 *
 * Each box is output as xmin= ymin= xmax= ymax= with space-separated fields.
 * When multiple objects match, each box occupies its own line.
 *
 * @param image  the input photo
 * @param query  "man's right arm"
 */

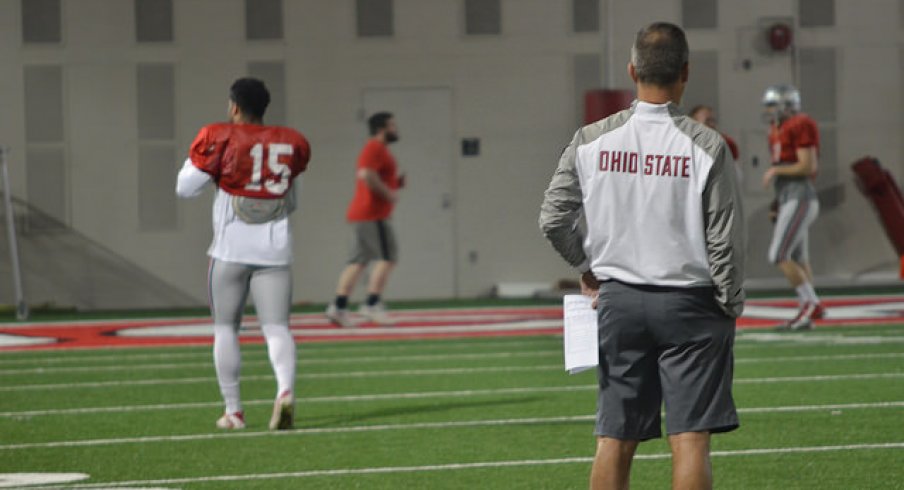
xmin=539 ymin=131 xmax=589 ymax=272
xmin=358 ymin=168 xmax=397 ymax=203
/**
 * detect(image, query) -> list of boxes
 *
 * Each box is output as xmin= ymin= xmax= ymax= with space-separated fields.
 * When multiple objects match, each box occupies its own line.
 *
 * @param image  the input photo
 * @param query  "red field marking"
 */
xmin=2 ymin=296 xmax=903 ymax=352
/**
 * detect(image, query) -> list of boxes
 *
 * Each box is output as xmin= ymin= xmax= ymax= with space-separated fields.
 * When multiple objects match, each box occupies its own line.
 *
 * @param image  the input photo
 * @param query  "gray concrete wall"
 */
xmin=0 ymin=0 xmax=901 ymax=308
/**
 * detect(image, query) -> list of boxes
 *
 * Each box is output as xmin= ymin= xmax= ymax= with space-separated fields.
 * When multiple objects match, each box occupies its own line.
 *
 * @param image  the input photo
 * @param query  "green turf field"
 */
xmin=1 ymin=324 xmax=903 ymax=489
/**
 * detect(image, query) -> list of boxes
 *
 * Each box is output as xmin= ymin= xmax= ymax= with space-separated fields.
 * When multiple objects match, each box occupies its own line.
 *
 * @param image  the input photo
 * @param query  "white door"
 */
xmin=362 ymin=87 xmax=457 ymax=299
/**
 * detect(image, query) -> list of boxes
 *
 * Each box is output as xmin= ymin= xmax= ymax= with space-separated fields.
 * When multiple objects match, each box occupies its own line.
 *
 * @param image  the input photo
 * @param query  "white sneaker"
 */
xmin=358 ymin=302 xmax=393 ymax=325
xmin=326 ymin=303 xmax=358 ymax=328
xmin=269 ymin=390 xmax=294 ymax=431
xmin=216 ymin=411 xmax=245 ymax=430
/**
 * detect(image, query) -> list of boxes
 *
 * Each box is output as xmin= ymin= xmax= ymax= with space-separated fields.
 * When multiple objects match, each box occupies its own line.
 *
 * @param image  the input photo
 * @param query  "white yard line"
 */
xmin=734 ymin=372 xmax=904 ymax=384
xmin=117 ymin=320 xmax=562 ymax=338
xmin=734 ymin=352 xmax=904 ymax=363
xmin=0 ymin=305 xmax=562 ymax=329
xmin=3 ymin=372 xmax=904 ymax=418
xmin=0 ymin=345 xmax=556 ymax=366
xmin=0 ymin=351 xmax=210 ymax=366
xmin=736 ymin=333 xmax=904 ymax=345
xmin=737 ymin=401 xmax=904 ymax=413
xmin=28 ymin=441 xmax=904 ymax=489
xmin=0 ymin=364 xmax=904 ymax=392
xmin=0 ymin=363 xmax=563 ymax=393
xmin=0 ymin=361 xmax=219 ymax=376
xmin=0 ymin=415 xmax=594 ymax=450
xmin=2 ymin=402 xmax=903 ymax=452
xmin=0 ymin=385 xmax=590 ymax=418
xmin=0 ymin=350 xmax=562 ymax=375
xmin=0 ymin=338 xmax=559 ymax=366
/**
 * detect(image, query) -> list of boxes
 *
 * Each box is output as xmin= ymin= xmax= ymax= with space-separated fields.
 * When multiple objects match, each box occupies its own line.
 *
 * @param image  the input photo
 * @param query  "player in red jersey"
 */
xmin=761 ymin=84 xmax=824 ymax=330
xmin=176 ymin=78 xmax=310 ymax=430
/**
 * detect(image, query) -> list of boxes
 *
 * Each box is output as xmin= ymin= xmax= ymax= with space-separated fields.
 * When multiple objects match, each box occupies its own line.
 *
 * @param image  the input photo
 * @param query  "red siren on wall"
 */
xmin=767 ymin=22 xmax=793 ymax=52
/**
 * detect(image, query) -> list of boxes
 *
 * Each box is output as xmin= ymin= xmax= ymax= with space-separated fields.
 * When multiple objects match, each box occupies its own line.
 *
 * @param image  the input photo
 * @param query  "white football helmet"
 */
xmin=762 ymin=84 xmax=801 ymax=112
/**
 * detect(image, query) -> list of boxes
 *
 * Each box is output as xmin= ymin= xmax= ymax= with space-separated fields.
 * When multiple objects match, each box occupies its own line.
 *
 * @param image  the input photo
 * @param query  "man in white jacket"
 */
xmin=540 ymin=23 xmax=745 ymax=490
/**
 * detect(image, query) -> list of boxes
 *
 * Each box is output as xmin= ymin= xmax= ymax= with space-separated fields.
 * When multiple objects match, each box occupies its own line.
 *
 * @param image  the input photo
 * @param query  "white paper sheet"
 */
xmin=562 ymin=294 xmax=599 ymax=374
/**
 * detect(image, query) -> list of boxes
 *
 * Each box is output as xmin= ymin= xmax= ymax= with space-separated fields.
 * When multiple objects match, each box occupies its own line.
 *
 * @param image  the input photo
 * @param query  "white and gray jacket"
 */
xmin=539 ymin=100 xmax=746 ymax=317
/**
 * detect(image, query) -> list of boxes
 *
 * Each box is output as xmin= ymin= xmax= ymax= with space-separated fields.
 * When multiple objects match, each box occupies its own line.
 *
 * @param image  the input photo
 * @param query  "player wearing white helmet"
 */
xmin=761 ymin=84 xmax=824 ymax=330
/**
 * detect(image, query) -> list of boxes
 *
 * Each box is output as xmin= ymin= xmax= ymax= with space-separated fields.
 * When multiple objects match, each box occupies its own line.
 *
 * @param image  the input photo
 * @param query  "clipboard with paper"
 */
xmin=562 ymin=294 xmax=599 ymax=374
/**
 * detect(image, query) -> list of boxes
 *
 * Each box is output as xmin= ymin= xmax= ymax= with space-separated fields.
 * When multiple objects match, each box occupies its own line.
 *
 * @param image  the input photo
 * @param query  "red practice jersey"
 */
xmin=768 ymin=113 xmax=819 ymax=166
xmin=189 ymin=123 xmax=311 ymax=199
xmin=346 ymin=139 xmax=400 ymax=222
xmin=722 ymin=133 xmax=739 ymax=161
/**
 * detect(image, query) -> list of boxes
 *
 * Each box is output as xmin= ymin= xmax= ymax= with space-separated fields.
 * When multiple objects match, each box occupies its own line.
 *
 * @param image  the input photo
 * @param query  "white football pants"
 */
xmin=208 ymin=259 xmax=296 ymax=414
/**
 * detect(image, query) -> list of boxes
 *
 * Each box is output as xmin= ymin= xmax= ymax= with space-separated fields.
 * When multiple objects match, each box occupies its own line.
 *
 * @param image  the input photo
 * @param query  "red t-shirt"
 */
xmin=346 ymin=139 xmax=399 ymax=222
xmin=189 ymin=123 xmax=310 ymax=199
xmin=768 ymin=113 xmax=819 ymax=166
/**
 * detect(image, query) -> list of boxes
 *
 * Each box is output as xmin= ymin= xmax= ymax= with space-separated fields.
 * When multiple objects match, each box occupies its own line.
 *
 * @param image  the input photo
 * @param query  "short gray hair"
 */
xmin=630 ymin=22 xmax=689 ymax=86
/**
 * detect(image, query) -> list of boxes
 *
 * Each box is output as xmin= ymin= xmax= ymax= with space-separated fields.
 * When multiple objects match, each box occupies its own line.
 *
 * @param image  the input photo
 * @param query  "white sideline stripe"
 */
xmin=4 ymin=292 xmax=903 ymax=330
xmin=0 ymin=364 xmax=904 ymax=392
xmin=4 ymin=346 xmax=903 ymax=377
xmin=33 ymin=442 xmax=904 ymax=489
xmin=3 ymin=402 xmax=903 ymax=452
xmin=0 ymin=350 xmax=562 ymax=376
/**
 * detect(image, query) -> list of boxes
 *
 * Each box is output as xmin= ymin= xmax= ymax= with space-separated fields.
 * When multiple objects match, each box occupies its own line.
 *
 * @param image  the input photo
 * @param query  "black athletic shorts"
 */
xmin=594 ymin=280 xmax=739 ymax=440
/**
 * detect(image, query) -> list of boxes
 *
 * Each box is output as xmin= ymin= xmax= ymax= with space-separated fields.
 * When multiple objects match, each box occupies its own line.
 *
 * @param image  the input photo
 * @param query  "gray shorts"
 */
xmin=768 ymin=198 xmax=819 ymax=264
xmin=348 ymin=220 xmax=398 ymax=264
xmin=594 ymin=280 xmax=739 ymax=440
xmin=208 ymin=259 xmax=292 ymax=328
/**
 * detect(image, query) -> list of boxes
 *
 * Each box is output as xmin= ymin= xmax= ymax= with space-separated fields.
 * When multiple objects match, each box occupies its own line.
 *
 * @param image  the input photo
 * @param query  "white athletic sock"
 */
xmin=795 ymin=282 xmax=819 ymax=305
xmin=261 ymin=324 xmax=296 ymax=397
xmin=213 ymin=324 xmax=242 ymax=414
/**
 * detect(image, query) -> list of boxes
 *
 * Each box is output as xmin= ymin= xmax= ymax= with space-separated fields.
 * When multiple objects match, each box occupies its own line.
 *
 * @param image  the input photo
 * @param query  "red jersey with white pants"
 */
xmin=768 ymin=113 xmax=819 ymax=202
xmin=346 ymin=139 xmax=400 ymax=222
xmin=766 ymin=113 xmax=820 ymax=263
xmin=176 ymin=123 xmax=311 ymax=266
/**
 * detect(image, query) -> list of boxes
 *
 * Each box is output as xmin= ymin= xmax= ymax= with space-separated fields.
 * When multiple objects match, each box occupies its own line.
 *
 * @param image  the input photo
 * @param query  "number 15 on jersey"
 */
xmin=246 ymin=142 xmax=293 ymax=195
